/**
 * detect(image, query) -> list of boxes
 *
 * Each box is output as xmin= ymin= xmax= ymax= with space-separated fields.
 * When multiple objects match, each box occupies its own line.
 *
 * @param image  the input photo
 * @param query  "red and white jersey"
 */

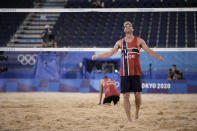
xmin=120 ymin=36 xmax=142 ymax=76
xmin=103 ymin=78 xmax=120 ymax=98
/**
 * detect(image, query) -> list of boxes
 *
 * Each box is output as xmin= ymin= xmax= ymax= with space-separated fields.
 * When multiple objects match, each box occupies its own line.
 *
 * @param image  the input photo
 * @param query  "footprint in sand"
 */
xmin=25 ymin=114 xmax=42 ymax=121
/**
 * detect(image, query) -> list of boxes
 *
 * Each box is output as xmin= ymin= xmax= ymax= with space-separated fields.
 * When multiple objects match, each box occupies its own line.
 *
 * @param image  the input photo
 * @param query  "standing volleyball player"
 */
xmin=92 ymin=21 xmax=164 ymax=122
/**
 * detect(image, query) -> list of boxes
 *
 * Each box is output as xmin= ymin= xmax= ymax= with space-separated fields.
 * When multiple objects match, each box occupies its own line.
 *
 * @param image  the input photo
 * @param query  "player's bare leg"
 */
xmin=134 ymin=92 xmax=141 ymax=119
xmin=123 ymin=92 xmax=131 ymax=122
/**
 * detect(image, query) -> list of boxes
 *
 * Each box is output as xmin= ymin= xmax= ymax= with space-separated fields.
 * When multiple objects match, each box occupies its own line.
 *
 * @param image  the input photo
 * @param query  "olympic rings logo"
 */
xmin=17 ymin=54 xmax=37 ymax=65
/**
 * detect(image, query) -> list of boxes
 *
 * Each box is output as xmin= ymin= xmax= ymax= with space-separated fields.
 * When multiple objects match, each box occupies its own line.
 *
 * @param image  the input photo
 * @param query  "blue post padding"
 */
xmin=187 ymin=80 xmax=197 ymax=86
xmin=18 ymin=79 xmax=39 ymax=88
xmin=60 ymin=79 xmax=82 ymax=88
xmin=6 ymin=83 xmax=17 ymax=92
xmin=34 ymin=53 xmax=60 ymax=80
xmin=90 ymin=80 xmax=100 ymax=91
xmin=168 ymin=83 xmax=187 ymax=93
xmin=48 ymin=82 xmax=59 ymax=91
xmin=79 ymin=88 xmax=90 ymax=92
xmin=142 ymin=88 xmax=148 ymax=93
xmin=0 ymin=79 xmax=6 ymax=88
xmin=38 ymin=88 xmax=48 ymax=92
xmin=1 ymin=78 xmax=197 ymax=93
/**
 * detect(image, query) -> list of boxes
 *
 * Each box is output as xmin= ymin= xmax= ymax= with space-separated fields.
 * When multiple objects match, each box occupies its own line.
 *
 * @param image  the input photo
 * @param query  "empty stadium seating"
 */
xmin=0 ymin=0 xmax=35 ymax=8
xmin=0 ymin=0 xmax=66 ymax=8
xmin=52 ymin=12 xmax=197 ymax=48
xmin=64 ymin=0 xmax=197 ymax=8
xmin=0 ymin=0 xmax=196 ymax=8
xmin=0 ymin=0 xmax=196 ymax=48
xmin=0 ymin=11 xmax=196 ymax=48
xmin=0 ymin=13 xmax=27 ymax=47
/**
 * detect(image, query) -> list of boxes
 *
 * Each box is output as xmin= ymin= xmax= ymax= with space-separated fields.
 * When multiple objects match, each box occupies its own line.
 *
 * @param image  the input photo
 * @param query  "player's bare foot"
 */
xmin=128 ymin=119 xmax=132 ymax=123
xmin=135 ymin=112 xmax=139 ymax=119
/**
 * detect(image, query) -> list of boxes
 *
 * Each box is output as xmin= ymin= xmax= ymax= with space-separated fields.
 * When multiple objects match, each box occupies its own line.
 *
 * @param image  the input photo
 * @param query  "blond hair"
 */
xmin=123 ymin=21 xmax=132 ymax=27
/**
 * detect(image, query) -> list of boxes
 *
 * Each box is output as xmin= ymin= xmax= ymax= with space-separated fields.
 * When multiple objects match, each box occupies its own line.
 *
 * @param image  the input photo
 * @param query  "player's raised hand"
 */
xmin=158 ymin=56 xmax=164 ymax=61
xmin=92 ymin=55 xmax=97 ymax=60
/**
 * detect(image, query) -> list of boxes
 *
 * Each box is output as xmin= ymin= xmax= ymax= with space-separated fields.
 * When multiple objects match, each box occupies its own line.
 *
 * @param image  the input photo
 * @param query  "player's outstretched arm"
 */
xmin=139 ymin=38 xmax=164 ymax=61
xmin=92 ymin=41 xmax=121 ymax=60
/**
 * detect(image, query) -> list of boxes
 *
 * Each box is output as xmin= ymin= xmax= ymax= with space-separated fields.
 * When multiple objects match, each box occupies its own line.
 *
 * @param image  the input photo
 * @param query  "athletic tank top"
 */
xmin=120 ymin=36 xmax=141 ymax=76
xmin=103 ymin=78 xmax=120 ymax=98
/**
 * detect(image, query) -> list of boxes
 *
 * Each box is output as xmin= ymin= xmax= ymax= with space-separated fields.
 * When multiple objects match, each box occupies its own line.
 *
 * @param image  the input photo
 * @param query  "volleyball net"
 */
xmin=0 ymin=7 xmax=197 ymax=73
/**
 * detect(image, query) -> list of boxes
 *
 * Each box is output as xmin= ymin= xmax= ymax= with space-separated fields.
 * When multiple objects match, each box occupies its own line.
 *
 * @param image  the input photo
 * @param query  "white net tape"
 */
xmin=0 ymin=8 xmax=196 ymax=12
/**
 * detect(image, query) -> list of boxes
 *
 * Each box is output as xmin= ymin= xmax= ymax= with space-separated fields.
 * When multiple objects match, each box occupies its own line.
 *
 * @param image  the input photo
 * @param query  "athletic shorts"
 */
xmin=120 ymin=76 xmax=142 ymax=93
xmin=103 ymin=95 xmax=120 ymax=105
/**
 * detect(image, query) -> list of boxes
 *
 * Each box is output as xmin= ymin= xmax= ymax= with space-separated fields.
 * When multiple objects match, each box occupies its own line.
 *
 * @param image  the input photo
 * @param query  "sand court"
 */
xmin=0 ymin=93 xmax=197 ymax=131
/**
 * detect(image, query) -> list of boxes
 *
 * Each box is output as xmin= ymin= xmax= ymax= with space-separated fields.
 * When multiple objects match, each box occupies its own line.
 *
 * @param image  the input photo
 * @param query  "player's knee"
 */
xmin=134 ymin=92 xmax=141 ymax=98
xmin=123 ymin=94 xmax=129 ymax=100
